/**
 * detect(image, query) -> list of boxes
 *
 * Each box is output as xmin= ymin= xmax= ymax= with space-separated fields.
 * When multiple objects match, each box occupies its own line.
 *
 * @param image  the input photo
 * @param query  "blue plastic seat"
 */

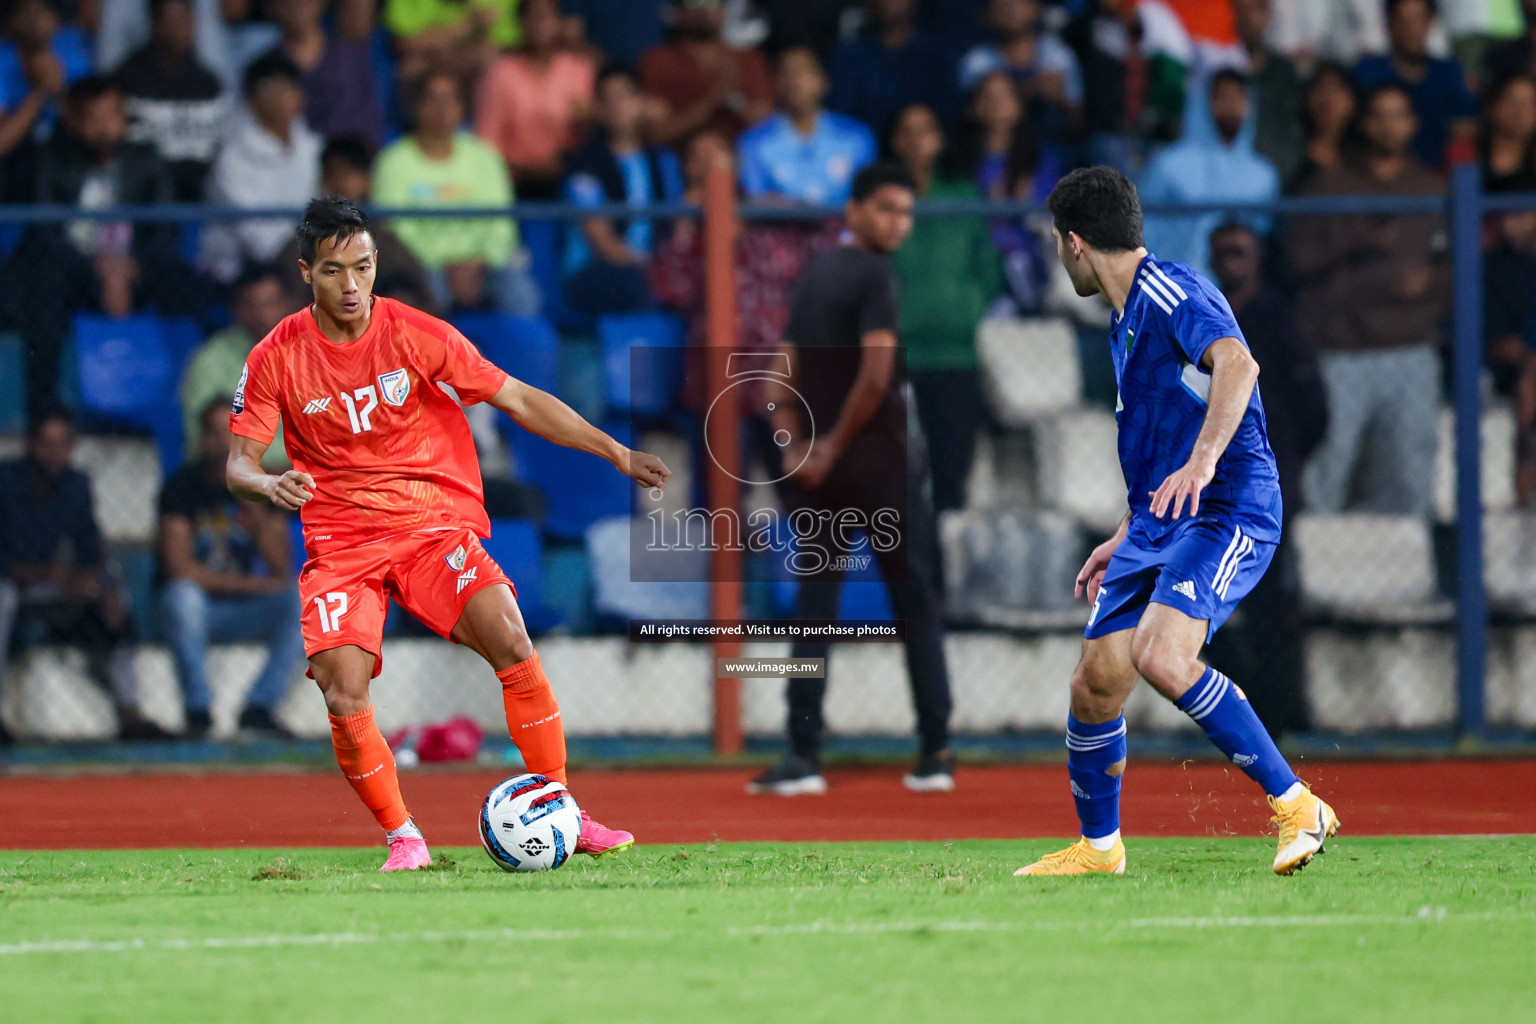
xmin=478 ymin=518 xmax=564 ymax=632
xmin=597 ymin=311 xmax=685 ymax=418
xmin=505 ymin=419 xmax=634 ymax=540
xmin=73 ymin=312 xmax=185 ymax=470
xmin=452 ymin=312 xmax=559 ymax=394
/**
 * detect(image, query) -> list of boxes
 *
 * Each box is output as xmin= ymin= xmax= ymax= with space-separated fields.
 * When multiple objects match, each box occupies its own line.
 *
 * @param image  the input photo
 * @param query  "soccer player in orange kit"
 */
xmin=226 ymin=197 xmax=670 ymax=871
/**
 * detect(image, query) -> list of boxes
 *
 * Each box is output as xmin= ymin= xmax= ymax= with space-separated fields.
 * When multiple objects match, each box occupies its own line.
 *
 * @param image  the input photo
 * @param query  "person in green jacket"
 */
xmin=372 ymin=68 xmax=540 ymax=317
xmin=888 ymin=102 xmax=1003 ymax=513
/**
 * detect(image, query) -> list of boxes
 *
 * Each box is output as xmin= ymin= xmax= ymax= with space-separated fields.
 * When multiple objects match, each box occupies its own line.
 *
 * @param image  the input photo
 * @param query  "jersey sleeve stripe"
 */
xmin=1139 ymin=269 xmax=1181 ymax=309
xmin=1138 ymin=280 xmax=1175 ymax=314
xmin=1150 ymin=264 xmax=1189 ymax=301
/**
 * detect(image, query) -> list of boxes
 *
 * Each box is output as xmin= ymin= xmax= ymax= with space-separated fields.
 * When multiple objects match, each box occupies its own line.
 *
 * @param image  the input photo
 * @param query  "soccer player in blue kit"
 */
xmin=1016 ymin=167 xmax=1340 ymax=877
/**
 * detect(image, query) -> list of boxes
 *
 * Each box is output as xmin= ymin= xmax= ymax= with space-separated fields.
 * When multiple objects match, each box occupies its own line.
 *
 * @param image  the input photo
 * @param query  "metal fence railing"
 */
xmin=1 ymin=168 xmax=1533 ymax=753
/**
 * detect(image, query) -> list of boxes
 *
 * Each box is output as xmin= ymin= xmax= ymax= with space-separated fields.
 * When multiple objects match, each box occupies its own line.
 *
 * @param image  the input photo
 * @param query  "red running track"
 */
xmin=1 ymin=760 xmax=1533 ymax=849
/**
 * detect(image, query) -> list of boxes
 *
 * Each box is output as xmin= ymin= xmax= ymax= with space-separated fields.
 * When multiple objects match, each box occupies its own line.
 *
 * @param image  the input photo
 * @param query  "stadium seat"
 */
xmin=72 ymin=436 xmax=161 ymax=544
xmin=518 ymin=218 xmax=577 ymax=330
xmin=1293 ymin=513 xmax=1452 ymax=624
xmin=767 ymin=520 xmax=896 ymax=620
xmin=1483 ymin=511 xmax=1536 ymax=615
xmin=976 ymin=316 xmax=1082 ymax=425
xmin=585 ymin=515 xmax=709 ymax=622
xmin=0 ymin=331 xmax=24 ymax=434
xmin=1033 ymin=407 xmax=1126 ymax=533
xmin=452 ymin=312 xmax=559 ymax=394
xmin=598 ymin=311 xmax=685 ymax=418
xmin=72 ymin=312 xmax=186 ymax=471
xmin=1433 ymin=404 xmax=1517 ymax=522
xmin=479 ymin=518 xmax=564 ymax=633
xmin=505 ymin=419 xmax=634 ymax=539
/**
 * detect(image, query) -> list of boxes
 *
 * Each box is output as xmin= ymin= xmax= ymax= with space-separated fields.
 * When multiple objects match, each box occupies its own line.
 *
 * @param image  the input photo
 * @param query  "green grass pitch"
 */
xmin=2 ymin=837 xmax=1533 ymax=1023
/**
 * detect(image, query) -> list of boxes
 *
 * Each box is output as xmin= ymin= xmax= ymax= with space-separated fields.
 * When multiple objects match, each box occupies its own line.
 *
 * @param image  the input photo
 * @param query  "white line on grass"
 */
xmin=2 ymin=908 xmax=1530 ymax=956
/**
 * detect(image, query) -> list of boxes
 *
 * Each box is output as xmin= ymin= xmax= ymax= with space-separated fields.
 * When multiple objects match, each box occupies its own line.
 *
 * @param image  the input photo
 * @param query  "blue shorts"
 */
xmin=1084 ymin=516 xmax=1276 ymax=642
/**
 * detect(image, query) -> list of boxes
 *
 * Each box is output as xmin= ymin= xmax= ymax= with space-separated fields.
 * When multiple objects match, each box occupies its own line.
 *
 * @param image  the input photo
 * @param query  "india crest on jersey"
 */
xmin=445 ymin=544 xmax=468 ymax=572
xmin=378 ymin=368 xmax=410 ymax=406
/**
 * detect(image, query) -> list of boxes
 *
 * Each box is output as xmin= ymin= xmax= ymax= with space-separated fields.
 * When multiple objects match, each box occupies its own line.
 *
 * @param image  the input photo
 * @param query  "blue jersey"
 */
xmin=1111 ymin=255 xmax=1282 ymax=542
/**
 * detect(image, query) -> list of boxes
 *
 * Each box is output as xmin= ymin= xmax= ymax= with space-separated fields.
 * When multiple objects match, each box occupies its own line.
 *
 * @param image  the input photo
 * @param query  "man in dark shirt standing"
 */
xmin=157 ymin=400 xmax=304 ymax=739
xmin=748 ymin=162 xmax=955 ymax=796
xmin=1207 ymin=223 xmax=1329 ymax=736
xmin=113 ymin=0 xmax=224 ymax=201
xmin=0 ymin=409 xmax=167 ymax=743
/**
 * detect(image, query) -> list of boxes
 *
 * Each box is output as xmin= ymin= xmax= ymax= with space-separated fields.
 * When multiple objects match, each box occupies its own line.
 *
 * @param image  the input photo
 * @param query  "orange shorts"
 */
xmin=298 ymin=527 xmax=513 ymax=677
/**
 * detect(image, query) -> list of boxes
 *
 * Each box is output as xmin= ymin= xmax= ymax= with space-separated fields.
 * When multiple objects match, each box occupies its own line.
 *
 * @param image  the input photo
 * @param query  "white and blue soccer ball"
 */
xmin=479 ymin=773 xmax=581 ymax=872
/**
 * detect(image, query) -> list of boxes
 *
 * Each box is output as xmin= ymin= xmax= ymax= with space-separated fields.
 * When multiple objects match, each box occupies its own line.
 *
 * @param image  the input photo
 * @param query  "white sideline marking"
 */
xmin=1 ymin=908 xmax=1529 ymax=957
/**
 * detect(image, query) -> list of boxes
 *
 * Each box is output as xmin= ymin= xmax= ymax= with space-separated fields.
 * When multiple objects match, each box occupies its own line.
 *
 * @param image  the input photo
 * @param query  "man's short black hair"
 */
xmin=200 ymin=396 xmax=233 ymax=427
xmin=26 ymin=403 xmax=73 ymax=438
xmin=243 ymin=51 xmax=303 ymax=98
xmin=66 ymin=74 xmax=118 ymax=108
xmin=1047 ymin=166 xmax=1144 ymax=253
xmin=596 ymin=61 xmax=638 ymax=91
xmin=321 ymin=135 xmax=375 ymax=175
xmin=850 ymin=161 xmax=916 ymax=203
xmin=1210 ymin=68 xmax=1248 ymax=95
xmin=1386 ymin=0 xmax=1434 ymax=17
xmin=295 ymin=195 xmax=372 ymax=263
xmin=148 ymin=0 xmax=191 ymax=18
xmin=1361 ymin=80 xmax=1415 ymax=115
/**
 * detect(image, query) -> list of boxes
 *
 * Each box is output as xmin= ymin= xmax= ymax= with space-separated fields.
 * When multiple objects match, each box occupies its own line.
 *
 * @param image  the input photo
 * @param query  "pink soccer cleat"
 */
xmin=380 ymin=835 xmax=433 ymax=872
xmin=574 ymin=809 xmax=634 ymax=857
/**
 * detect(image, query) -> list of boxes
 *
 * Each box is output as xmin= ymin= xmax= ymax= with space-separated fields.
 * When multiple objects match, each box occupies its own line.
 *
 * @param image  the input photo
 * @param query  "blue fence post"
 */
xmin=1450 ymin=163 xmax=1487 ymax=740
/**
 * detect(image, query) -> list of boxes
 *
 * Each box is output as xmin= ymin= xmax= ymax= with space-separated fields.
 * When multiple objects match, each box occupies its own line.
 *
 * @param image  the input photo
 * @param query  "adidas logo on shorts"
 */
xmin=1173 ymin=580 xmax=1197 ymax=600
xmin=456 ymin=567 xmax=478 ymax=594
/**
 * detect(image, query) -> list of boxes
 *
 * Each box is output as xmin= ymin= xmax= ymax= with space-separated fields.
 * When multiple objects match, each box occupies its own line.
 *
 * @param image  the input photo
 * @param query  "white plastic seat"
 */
xmin=1033 ymin=408 xmax=1126 ymax=533
xmin=1293 ymin=513 xmax=1451 ymax=624
xmin=976 ymin=316 xmax=1082 ymax=425
xmin=1433 ymin=404 xmax=1516 ymax=522
xmin=72 ymin=436 xmax=161 ymax=544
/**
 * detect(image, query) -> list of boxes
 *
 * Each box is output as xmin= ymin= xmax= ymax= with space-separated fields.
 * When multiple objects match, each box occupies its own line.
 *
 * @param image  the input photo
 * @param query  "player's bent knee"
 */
xmin=1130 ymin=635 xmax=1197 ymax=701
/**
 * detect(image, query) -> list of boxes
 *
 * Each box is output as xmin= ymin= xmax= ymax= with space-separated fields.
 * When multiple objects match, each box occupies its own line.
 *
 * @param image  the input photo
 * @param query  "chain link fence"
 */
xmin=0 ymin=193 xmax=1531 ymax=753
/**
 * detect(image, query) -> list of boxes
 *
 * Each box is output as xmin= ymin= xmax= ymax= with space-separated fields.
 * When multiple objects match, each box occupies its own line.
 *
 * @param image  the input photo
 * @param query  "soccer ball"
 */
xmin=479 ymin=773 xmax=582 ymax=872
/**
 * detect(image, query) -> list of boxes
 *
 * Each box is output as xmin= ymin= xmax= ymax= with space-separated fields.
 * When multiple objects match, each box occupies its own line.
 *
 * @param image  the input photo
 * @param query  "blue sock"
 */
xmin=1176 ymin=667 xmax=1300 ymax=798
xmin=1066 ymin=714 xmax=1126 ymax=840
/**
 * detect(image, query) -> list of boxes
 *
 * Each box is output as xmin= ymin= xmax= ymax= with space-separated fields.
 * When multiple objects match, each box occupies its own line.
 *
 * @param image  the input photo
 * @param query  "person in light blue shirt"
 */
xmin=1138 ymin=69 xmax=1279 ymax=280
xmin=737 ymin=46 xmax=877 ymax=206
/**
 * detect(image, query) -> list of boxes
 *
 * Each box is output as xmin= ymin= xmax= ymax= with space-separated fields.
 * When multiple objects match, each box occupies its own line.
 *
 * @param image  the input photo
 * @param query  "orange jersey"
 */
xmin=229 ymin=296 xmax=508 ymax=558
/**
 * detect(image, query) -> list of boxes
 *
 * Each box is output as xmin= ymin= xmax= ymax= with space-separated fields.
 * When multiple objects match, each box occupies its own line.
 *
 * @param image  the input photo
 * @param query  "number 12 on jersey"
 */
xmin=314 ymin=591 xmax=349 ymax=633
xmin=339 ymin=386 xmax=378 ymax=433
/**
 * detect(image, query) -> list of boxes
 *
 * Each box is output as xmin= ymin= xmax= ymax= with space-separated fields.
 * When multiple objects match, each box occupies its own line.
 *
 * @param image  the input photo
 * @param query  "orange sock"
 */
xmin=329 ymin=705 xmax=410 ymax=831
xmin=497 ymin=651 xmax=567 ymax=784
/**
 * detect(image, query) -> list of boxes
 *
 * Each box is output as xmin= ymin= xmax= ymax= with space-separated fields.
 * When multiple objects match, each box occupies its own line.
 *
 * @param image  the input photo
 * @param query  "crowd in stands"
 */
xmin=6 ymin=0 xmax=1536 ymax=740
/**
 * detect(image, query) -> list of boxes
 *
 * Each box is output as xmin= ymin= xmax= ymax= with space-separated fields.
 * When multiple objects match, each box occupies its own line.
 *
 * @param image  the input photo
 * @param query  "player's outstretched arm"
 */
xmin=486 ymin=377 xmax=671 ymax=489
xmin=227 ymin=434 xmax=315 ymax=511
xmin=1149 ymin=337 xmax=1260 ymax=521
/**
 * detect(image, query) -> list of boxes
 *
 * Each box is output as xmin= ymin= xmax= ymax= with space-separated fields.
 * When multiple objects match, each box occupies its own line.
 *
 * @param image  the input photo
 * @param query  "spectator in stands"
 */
xmin=474 ymin=0 xmax=594 ymax=201
xmin=639 ymin=0 xmax=773 ymax=146
xmin=1482 ymin=74 xmax=1536 ymax=192
xmin=1484 ymin=0 xmax=1536 ymax=90
xmin=888 ymin=102 xmax=1001 ymax=513
xmin=563 ymin=63 xmax=683 ymax=317
xmin=0 ymin=0 xmax=67 ymax=171
xmin=376 ymin=69 xmax=539 ymax=318
xmin=1483 ymin=210 xmax=1536 ymax=503
xmin=157 ymin=398 xmax=303 ymax=739
xmin=1138 ymin=69 xmax=1279 ymax=278
xmin=1 ymin=75 xmax=207 ymax=418
xmin=759 ymin=0 xmax=863 ymax=63
xmin=179 ymin=263 xmax=292 ymax=465
xmin=114 ymin=0 xmax=225 ymax=201
xmin=956 ymin=0 xmax=1082 ymax=156
xmin=1289 ymin=62 xmax=1359 ymax=192
xmin=0 ymin=0 xmax=91 ymax=139
xmin=1290 ymin=83 xmax=1446 ymax=516
xmin=0 ymin=408 xmax=171 ymax=743
xmin=385 ymin=0 xmax=517 ymax=86
xmin=738 ymin=46 xmax=876 ymax=206
xmin=1232 ymin=0 xmax=1305 ymax=184
xmin=266 ymin=0 xmax=384 ymax=149
xmin=217 ymin=0 xmax=281 ymax=72
xmin=1207 ymin=222 xmax=1329 ymax=736
xmin=1264 ymin=0 xmax=1385 ymax=67
xmin=827 ymin=0 xmax=957 ymax=140
xmin=1354 ymin=0 xmax=1477 ymax=169
xmin=201 ymin=52 xmax=321 ymax=283
xmin=98 ymin=0 xmax=232 ymax=93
